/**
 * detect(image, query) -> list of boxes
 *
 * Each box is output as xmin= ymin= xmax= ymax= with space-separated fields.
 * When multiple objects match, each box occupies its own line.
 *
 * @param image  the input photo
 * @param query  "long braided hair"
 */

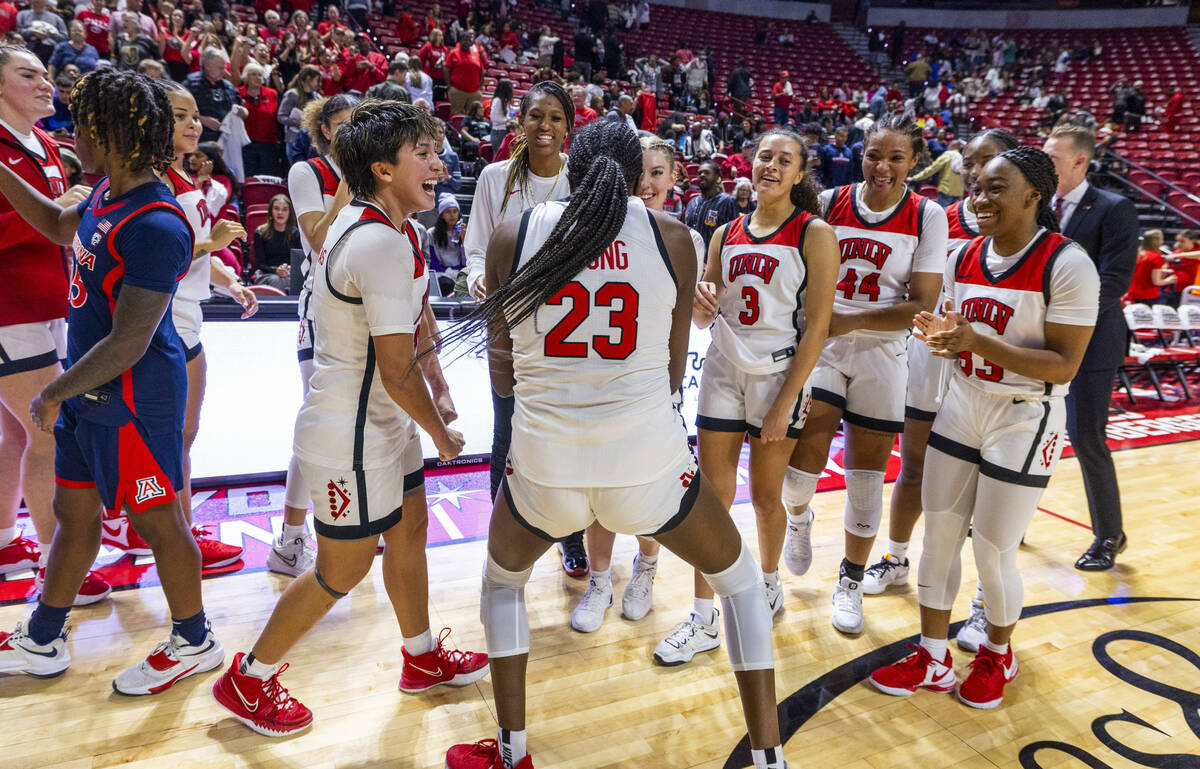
xmin=500 ymin=80 xmax=574 ymax=215
xmin=442 ymin=119 xmax=643 ymax=349
xmin=974 ymin=128 xmax=1019 ymax=153
xmin=752 ymin=126 xmax=820 ymax=215
xmin=69 ymin=70 xmax=175 ymax=173
xmin=996 ymin=146 xmax=1060 ymax=233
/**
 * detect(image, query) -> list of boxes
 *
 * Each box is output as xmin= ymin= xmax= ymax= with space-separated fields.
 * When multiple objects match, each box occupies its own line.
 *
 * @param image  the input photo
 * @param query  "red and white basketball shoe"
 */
xmin=957 ymin=645 xmax=1018 ymax=709
xmin=191 ymin=525 xmax=243 ymax=569
xmin=100 ymin=516 xmax=152 ymax=555
xmin=869 ymin=644 xmax=956 ymax=696
xmin=112 ymin=622 xmax=225 ymax=695
xmin=398 ymin=628 xmax=489 ymax=694
xmin=212 ymin=653 xmax=313 ymax=737
xmin=34 ymin=566 xmax=112 ymax=606
xmin=445 ymin=739 xmax=534 ymax=769
xmin=0 ymin=535 xmax=40 ymax=575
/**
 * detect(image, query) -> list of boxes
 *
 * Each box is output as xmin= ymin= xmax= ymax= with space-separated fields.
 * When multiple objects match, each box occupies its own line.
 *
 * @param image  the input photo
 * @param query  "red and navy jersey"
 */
xmin=68 ymin=179 xmax=194 ymax=427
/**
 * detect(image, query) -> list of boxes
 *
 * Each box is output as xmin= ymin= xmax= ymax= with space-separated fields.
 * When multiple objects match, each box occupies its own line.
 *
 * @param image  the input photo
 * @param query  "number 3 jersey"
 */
xmin=946 ymin=229 xmax=1098 ymax=398
xmin=711 ymin=209 xmax=816 ymax=374
xmin=507 ymin=197 xmax=690 ymax=488
xmin=820 ymin=183 xmax=948 ymax=341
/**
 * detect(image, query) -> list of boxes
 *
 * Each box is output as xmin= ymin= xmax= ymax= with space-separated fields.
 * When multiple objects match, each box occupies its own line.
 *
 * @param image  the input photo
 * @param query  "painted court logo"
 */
xmin=327 ymin=478 xmax=352 ymax=520
xmin=134 ymin=477 xmax=166 ymax=505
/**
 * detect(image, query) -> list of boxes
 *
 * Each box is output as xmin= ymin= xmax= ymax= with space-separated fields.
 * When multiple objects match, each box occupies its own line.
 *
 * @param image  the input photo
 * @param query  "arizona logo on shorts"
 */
xmin=135 ymin=476 xmax=166 ymax=505
xmin=327 ymin=478 xmax=352 ymax=520
xmin=1039 ymin=432 xmax=1059 ymax=469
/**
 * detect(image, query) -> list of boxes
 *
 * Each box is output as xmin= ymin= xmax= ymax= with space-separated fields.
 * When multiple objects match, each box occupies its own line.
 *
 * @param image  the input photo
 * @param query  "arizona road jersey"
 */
xmin=165 ymin=167 xmax=213 ymax=304
xmin=711 ymin=209 xmax=815 ymax=374
xmin=507 ymin=197 xmax=689 ymax=488
xmin=289 ymin=155 xmax=341 ymax=322
xmin=820 ymin=183 xmax=948 ymax=341
xmin=947 ymin=229 xmax=1098 ymax=398
xmin=69 ymin=179 xmax=193 ymax=427
xmin=293 ymin=201 xmax=429 ymax=470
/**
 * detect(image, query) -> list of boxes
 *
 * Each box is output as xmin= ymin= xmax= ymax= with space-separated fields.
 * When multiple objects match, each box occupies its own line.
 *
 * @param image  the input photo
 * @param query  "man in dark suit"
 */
xmin=1043 ymin=123 xmax=1138 ymax=571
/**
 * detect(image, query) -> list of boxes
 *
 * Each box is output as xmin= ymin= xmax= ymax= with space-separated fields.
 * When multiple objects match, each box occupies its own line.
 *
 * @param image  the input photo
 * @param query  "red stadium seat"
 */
xmin=242 ymin=180 xmax=288 ymax=211
xmin=918 ymin=185 xmax=939 ymax=200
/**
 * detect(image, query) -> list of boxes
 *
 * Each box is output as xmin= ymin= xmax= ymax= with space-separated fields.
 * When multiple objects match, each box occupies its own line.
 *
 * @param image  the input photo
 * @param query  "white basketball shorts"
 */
xmin=696 ymin=345 xmax=812 ymax=440
xmin=904 ymin=334 xmax=954 ymax=421
xmin=810 ymin=332 xmax=907 ymax=433
xmin=0 ymin=318 xmax=65 ymax=376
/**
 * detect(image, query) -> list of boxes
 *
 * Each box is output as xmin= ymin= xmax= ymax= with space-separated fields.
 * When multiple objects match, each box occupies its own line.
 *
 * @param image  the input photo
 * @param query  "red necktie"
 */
xmin=1054 ymin=196 xmax=1065 ymax=222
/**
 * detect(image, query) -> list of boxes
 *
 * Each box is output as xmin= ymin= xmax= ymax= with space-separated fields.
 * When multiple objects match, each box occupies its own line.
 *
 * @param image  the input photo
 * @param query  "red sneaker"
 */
xmin=0 ymin=536 xmax=40 ymax=575
xmin=957 ymin=645 xmax=1018 ymax=709
xmin=869 ymin=644 xmax=955 ymax=697
xmin=35 ymin=567 xmax=112 ymax=606
xmin=398 ymin=628 xmax=489 ymax=694
xmin=212 ymin=653 xmax=313 ymax=737
xmin=445 ymin=739 xmax=534 ymax=769
xmin=101 ymin=516 xmax=152 ymax=555
xmin=192 ymin=525 xmax=243 ymax=569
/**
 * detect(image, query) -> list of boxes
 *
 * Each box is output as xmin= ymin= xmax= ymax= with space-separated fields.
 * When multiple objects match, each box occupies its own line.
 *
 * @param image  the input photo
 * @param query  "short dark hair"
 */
xmin=334 ymin=99 xmax=439 ymax=198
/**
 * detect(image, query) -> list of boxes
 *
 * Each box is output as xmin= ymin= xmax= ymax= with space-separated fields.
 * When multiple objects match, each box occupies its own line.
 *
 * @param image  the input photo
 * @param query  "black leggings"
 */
xmin=489 ymin=388 xmax=515 ymax=501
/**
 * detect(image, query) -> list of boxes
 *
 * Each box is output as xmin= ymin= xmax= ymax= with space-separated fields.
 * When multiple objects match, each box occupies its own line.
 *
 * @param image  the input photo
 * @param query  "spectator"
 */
xmin=635 ymin=81 xmax=657 ymax=132
xmin=0 ymin=0 xmax=15 ymax=37
xmin=458 ymin=99 xmax=489 ymax=161
xmin=48 ymin=21 xmax=98 ymax=80
xmin=251 ymin=194 xmax=301 ymax=291
xmin=317 ymin=6 xmax=348 ymax=40
xmin=1124 ymin=80 xmax=1145 ymax=132
xmin=732 ymin=177 xmax=755 ymax=215
xmin=868 ymin=28 xmax=886 ymax=70
xmin=771 ymin=70 xmax=793 ymax=127
xmin=404 ymin=56 xmax=433 ymax=108
xmin=396 ymin=4 xmax=418 ymax=44
xmin=608 ymin=93 xmax=637 ymax=134
xmin=572 ymin=25 xmax=595 ymax=82
xmin=1109 ymin=75 xmax=1132 ymax=125
xmin=239 ymin=61 xmax=280 ymax=177
xmin=724 ymin=137 xmax=753 ymax=178
xmin=444 ymin=29 xmax=487 ymax=114
xmin=636 ymin=52 xmax=663 ymax=97
xmin=726 ymin=58 xmax=752 ymax=120
xmin=1166 ymin=230 xmax=1200 ymax=305
xmin=683 ymin=159 xmax=739 ymax=249
xmin=904 ymin=53 xmax=931 ymax=98
xmin=107 ymin=0 xmax=155 ymax=53
xmin=682 ymin=121 xmax=715 ymax=161
xmin=778 ymin=30 xmax=795 ymax=46
xmin=489 ymin=78 xmax=514 ymax=147
xmin=890 ymin=21 xmax=906 ymax=67
xmin=819 ymin=127 xmax=854 ymax=189
xmin=419 ymin=28 xmax=448 ymax=102
xmin=113 ymin=12 xmax=159 ymax=72
xmin=685 ymin=50 xmax=707 ymax=100
xmin=909 ymin=138 xmax=963 ymax=207
xmin=1161 ymin=82 xmax=1183 ymax=131
xmin=433 ymin=119 xmax=461 ymax=197
xmin=1126 ymin=229 xmax=1173 ymax=305
xmin=278 ymin=64 xmax=322 ymax=145
xmin=187 ymin=47 xmax=246 ymax=143
xmin=344 ymin=0 xmax=369 ymax=31
xmin=570 ymin=85 xmax=597 ymax=128
xmin=365 ymin=60 xmax=413 ymax=102
xmin=341 ymin=34 xmax=387 ymax=95
xmin=160 ymin=8 xmax=192 ymax=82
xmin=18 ymin=0 xmax=67 ymax=62
xmin=428 ymin=193 xmax=465 ymax=296
xmin=76 ymin=0 xmax=110 ymax=58
xmin=137 ymin=57 xmax=166 ymax=79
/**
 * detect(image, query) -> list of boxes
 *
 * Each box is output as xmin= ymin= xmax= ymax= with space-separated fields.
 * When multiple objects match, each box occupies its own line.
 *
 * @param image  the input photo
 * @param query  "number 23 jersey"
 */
xmin=506 ymin=197 xmax=690 ymax=488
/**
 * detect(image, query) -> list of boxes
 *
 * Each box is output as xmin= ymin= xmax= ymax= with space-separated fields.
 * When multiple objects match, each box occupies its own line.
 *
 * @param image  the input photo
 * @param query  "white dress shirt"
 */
xmin=1054 ymin=179 xmax=1089 ymax=231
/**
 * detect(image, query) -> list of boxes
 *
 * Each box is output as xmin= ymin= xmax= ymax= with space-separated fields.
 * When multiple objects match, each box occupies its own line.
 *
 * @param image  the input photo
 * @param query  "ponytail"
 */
xmin=500 ymin=81 xmax=574 ymax=215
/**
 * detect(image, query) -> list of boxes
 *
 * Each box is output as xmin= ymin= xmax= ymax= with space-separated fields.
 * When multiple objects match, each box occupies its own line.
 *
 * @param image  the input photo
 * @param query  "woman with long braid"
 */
xmin=445 ymin=119 xmax=793 ymax=769
xmin=461 ymin=80 xmax=588 ymax=576
xmin=870 ymin=147 xmax=1098 ymax=709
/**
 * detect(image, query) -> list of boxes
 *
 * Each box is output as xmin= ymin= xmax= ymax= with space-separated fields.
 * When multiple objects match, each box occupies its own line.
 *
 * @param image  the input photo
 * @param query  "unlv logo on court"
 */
xmin=727 ymin=252 xmax=780 ymax=284
xmin=327 ymin=478 xmax=352 ymax=520
xmin=959 ymin=296 xmax=1016 ymax=335
xmin=839 ymin=238 xmax=892 ymax=269
xmin=135 ymin=477 xmax=166 ymax=505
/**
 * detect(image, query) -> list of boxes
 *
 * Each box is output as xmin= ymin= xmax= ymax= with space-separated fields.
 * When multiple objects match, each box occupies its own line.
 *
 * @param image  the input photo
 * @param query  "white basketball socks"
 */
xmin=498 ymin=727 xmax=527 ymax=769
xmin=241 ymin=653 xmax=279 ymax=679
xmin=752 ymin=746 xmax=787 ymax=769
xmin=919 ymin=635 xmax=948 ymax=660
xmin=693 ymin=597 xmax=715 ymax=625
xmin=281 ymin=522 xmax=306 ymax=541
xmin=887 ymin=539 xmax=909 ymax=563
xmin=403 ymin=629 xmax=434 ymax=656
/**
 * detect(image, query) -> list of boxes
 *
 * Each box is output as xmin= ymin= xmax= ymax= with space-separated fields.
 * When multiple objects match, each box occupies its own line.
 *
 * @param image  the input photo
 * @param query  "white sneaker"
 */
xmin=621 ymin=554 xmax=656 ymax=621
xmin=0 ymin=621 xmax=71 ymax=678
xmin=862 ymin=554 xmax=909 ymax=595
xmin=831 ymin=576 xmax=865 ymax=635
xmin=956 ymin=599 xmax=988 ymax=653
xmin=764 ymin=572 xmax=784 ymax=617
xmin=113 ymin=623 xmax=225 ymax=695
xmin=783 ymin=507 xmax=815 ymax=575
xmin=570 ymin=576 xmax=613 ymax=633
xmin=267 ymin=533 xmax=316 ymax=577
xmin=653 ymin=609 xmax=721 ymax=666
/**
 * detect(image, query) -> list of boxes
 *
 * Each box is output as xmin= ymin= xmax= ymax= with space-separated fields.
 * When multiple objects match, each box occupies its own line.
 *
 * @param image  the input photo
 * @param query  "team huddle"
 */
xmin=0 ymin=54 xmax=1102 ymax=769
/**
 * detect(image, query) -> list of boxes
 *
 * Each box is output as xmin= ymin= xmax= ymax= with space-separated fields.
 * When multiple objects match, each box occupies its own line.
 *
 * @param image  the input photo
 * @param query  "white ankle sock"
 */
xmin=589 ymin=568 xmax=611 ymax=585
xmin=693 ymin=597 xmax=715 ymax=624
xmin=498 ymin=727 xmax=527 ymax=769
xmin=0 ymin=526 xmax=17 ymax=549
xmin=636 ymin=552 xmax=658 ymax=567
xmin=763 ymin=570 xmax=779 ymax=586
xmin=886 ymin=539 xmax=909 ymax=563
xmin=281 ymin=523 xmax=306 ymax=541
xmin=241 ymin=654 xmax=279 ymax=679
xmin=983 ymin=638 xmax=1009 ymax=655
xmin=919 ymin=635 xmax=948 ymax=660
xmin=751 ymin=746 xmax=786 ymax=769
xmin=786 ymin=508 xmax=810 ymax=525
xmin=403 ymin=629 xmax=434 ymax=656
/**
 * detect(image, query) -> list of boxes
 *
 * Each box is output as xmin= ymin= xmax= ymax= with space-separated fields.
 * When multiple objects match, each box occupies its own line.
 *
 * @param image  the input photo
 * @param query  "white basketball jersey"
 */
xmin=293 ymin=201 xmax=429 ymax=470
xmin=824 ymin=184 xmax=939 ymax=341
xmin=289 ymin=156 xmax=341 ymax=323
xmin=945 ymin=199 xmax=979 ymax=255
xmin=711 ymin=209 xmax=815 ymax=374
xmin=166 ymin=167 xmax=213 ymax=304
xmin=507 ymin=197 xmax=690 ymax=487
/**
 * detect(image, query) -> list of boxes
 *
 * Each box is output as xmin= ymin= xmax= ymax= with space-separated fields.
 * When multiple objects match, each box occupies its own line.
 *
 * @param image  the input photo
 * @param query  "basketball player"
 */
xmin=655 ymin=127 xmax=840 ymax=666
xmin=782 ymin=113 xmax=947 ymax=636
xmin=444 ymin=118 xmax=793 ymax=769
xmin=0 ymin=45 xmax=111 ymax=605
xmin=861 ymin=130 xmax=1020 ymax=650
xmin=275 ymin=93 xmax=359 ymax=577
xmin=870 ymin=147 xmax=1098 ymax=709
xmin=212 ymin=101 xmax=485 ymax=737
xmin=0 ymin=70 xmax=225 ymax=692
xmin=462 ymin=81 xmax=589 ymax=577
xmin=571 ymin=134 xmax=708 ymax=633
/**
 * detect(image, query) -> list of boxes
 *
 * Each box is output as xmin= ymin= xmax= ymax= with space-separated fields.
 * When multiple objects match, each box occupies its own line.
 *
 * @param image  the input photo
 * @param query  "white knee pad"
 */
xmin=481 ymin=554 xmax=534 ymax=658
xmin=916 ymin=507 xmax=971 ymax=611
xmin=703 ymin=541 xmax=774 ymax=672
xmin=782 ymin=467 xmax=819 ymax=513
xmin=284 ymin=454 xmax=309 ymax=510
xmin=973 ymin=533 xmax=1023 ymax=627
xmin=843 ymin=469 xmax=885 ymax=538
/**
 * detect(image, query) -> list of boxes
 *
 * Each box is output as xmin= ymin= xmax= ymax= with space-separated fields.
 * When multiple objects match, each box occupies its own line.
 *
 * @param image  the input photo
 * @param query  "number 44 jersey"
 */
xmin=506 ymin=197 xmax=691 ymax=488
